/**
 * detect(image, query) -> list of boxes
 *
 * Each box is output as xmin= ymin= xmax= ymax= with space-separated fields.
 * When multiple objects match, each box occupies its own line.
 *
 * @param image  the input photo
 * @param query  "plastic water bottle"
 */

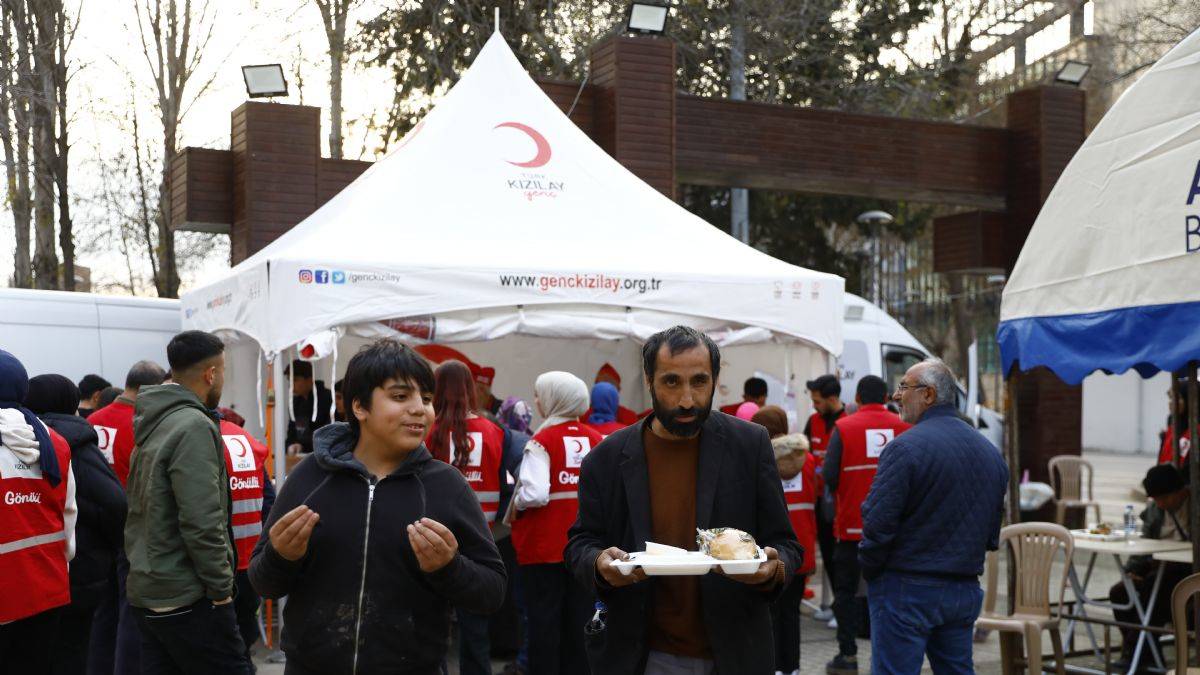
xmin=1124 ymin=505 xmax=1138 ymax=541
xmin=584 ymin=601 xmax=607 ymax=635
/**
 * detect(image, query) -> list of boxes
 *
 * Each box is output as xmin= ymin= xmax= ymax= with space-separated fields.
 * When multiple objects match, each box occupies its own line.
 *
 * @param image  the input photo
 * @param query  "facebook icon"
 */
xmin=315 ymin=270 xmax=330 ymax=284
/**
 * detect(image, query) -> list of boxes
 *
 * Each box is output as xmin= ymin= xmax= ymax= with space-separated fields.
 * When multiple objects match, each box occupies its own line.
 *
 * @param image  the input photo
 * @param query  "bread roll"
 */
xmin=696 ymin=527 xmax=758 ymax=560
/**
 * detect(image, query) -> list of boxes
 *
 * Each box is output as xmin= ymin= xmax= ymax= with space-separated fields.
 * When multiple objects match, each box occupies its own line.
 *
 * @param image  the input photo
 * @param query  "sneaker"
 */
xmin=814 ymin=607 xmax=833 ymax=621
xmin=827 ymin=617 xmax=838 ymax=630
xmin=826 ymin=654 xmax=858 ymax=674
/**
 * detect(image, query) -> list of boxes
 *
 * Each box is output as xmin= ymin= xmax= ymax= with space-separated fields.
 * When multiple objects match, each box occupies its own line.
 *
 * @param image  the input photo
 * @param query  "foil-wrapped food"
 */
xmin=696 ymin=527 xmax=758 ymax=560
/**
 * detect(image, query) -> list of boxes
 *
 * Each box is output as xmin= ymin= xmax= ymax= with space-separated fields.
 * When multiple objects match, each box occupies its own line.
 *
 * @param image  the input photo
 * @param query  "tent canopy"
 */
xmin=181 ymin=31 xmax=843 ymax=356
xmin=998 ymin=28 xmax=1200 ymax=385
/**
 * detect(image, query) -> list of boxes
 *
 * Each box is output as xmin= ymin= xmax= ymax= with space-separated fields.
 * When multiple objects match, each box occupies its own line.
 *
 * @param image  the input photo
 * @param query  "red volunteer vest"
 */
xmin=88 ymin=399 xmax=135 ymax=486
xmin=218 ymin=420 xmax=268 ymax=571
xmin=430 ymin=417 xmax=505 ymax=525
xmin=783 ymin=452 xmax=818 ymax=575
xmin=832 ymin=404 xmax=911 ymax=541
xmin=806 ymin=409 xmax=846 ymax=468
xmin=1159 ymin=428 xmax=1192 ymax=466
xmin=0 ymin=427 xmax=72 ymax=623
xmin=511 ymin=421 xmax=603 ymax=565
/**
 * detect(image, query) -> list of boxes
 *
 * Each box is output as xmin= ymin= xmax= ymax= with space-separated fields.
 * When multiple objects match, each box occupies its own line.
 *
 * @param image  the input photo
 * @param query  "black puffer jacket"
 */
xmin=39 ymin=412 xmax=126 ymax=604
xmin=249 ymin=422 xmax=506 ymax=675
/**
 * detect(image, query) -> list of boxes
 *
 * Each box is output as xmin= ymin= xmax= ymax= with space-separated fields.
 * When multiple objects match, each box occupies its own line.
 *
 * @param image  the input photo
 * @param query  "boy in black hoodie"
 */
xmin=250 ymin=339 xmax=506 ymax=675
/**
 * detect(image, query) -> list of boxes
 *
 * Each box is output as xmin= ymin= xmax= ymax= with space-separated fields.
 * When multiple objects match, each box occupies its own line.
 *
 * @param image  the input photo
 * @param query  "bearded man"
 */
xmin=564 ymin=325 xmax=802 ymax=675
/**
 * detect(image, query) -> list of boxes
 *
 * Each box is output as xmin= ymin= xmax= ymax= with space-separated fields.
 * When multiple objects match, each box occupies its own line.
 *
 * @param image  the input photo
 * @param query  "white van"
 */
xmin=839 ymin=293 xmax=1004 ymax=448
xmin=0 ymin=288 xmax=180 ymax=387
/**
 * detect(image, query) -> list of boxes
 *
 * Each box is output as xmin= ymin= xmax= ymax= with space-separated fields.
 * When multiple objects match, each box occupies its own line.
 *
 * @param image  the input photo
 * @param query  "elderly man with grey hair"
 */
xmin=858 ymin=359 xmax=1008 ymax=675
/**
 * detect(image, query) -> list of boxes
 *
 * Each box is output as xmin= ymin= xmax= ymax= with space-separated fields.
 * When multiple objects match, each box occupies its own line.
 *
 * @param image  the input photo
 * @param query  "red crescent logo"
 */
xmin=233 ymin=437 xmax=248 ymax=458
xmin=467 ymin=435 xmax=477 ymax=451
xmin=872 ymin=432 xmax=890 ymax=447
xmin=569 ymin=439 xmax=584 ymax=453
xmin=495 ymin=122 xmax=551 ymax=168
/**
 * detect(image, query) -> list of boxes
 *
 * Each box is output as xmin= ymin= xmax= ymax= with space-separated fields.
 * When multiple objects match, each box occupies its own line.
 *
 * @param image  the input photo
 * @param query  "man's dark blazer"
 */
xmin=564 ymin=412 xmax=803 ymax=675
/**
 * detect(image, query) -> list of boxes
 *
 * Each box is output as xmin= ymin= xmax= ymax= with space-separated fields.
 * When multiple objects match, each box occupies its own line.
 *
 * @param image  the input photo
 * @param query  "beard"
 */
xmin=205 ymin=387 xmax=223 ymax=410
xmin=650 ymin=388 xmax=712 ymax=438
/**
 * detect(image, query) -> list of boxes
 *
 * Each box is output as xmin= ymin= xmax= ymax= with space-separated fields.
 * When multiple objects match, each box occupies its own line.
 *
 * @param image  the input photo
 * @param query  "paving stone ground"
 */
xmin=253 ymin=449 xmax=1167 ymax=674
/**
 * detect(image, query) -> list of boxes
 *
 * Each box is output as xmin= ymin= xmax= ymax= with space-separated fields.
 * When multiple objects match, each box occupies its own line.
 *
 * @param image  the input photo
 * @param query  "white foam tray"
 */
xmin=611 ymin=548 xmax=766 ymax=576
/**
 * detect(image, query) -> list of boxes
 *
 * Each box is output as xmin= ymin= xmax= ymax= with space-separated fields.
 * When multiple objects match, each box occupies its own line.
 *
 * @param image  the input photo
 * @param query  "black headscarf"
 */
xmin=0 ymin=350 xmax=62 ymax=486
xmin=25 ymin=374 xmax=81 ymax=417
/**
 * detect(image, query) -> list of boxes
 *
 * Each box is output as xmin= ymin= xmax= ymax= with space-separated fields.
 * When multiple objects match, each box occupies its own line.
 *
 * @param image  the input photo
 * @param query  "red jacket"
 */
xmin=511 ymin=421 xmax=602 ymax=565
xmin=0 ymin=427 xmax=73 ymax=622
xmin=430 ymin=417 xmax=505 ymax=525
xmin=88 ymin=399 xmax=135 ymax=486
xmin=218 ymin=420 xmax=268 ymax=571
xmin=1159 ymin=428 xmax=1192 ymax=466
xmin=832 ymin=404 xmax=910 ymax=541
xmin=783 ymin=453 xmax=818 ymax=575
xmin=586 ymin=420 xmax=627 ymax=438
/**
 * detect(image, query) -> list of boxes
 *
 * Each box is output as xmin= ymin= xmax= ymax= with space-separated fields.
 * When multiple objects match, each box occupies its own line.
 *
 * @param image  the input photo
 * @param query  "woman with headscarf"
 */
xmin=0 ymin=352 xmax=76 ymax=673
xmin=509 ymin=371 xmax=601 ymax=675
xmin=585 ymin=381 xmax=627 ymax=437
xmin=735 ymin=400 xmax=761 ymax=421
xmin=753 ymin=404 xmax=817 ymax=675
xmin=427 ymin=360 xmax=506 ymax=675
xmin=25 ymin=374 xmax=126 ymax=675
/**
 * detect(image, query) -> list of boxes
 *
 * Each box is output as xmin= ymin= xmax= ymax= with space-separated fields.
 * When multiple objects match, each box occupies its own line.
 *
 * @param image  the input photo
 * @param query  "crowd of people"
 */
xmin=0 ymin=324 xmax=1011 ymax=675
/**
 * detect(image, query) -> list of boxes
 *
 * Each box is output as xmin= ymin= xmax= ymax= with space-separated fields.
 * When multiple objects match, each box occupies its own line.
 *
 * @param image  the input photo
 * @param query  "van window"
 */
xmin=882 ymin=345 xmax=926 ymax=394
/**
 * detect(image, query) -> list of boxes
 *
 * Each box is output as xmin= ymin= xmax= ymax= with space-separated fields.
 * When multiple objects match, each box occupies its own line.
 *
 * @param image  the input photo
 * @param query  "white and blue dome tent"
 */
xmin=998 ymin=28 xmax=1200 ymax=579
xmin=998 ymin=28 xmax=1200 ymax=384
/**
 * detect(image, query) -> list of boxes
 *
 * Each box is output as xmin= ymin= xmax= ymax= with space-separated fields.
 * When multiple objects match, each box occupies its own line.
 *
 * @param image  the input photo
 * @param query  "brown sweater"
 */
xmin=643 ymin=426 xmax=711 ymax=658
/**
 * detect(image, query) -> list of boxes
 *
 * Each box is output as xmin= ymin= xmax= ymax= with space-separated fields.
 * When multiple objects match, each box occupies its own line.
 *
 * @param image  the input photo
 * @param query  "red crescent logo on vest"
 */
xmin=467 ymin=435 xmax=477 ymax=451
xmin=568 ymin=439 xmax=583 ymax=453
xmin=871 ymin=432 xmax=890 ymax=447
xmin=495 ymin=122 xmax=551 ymax=168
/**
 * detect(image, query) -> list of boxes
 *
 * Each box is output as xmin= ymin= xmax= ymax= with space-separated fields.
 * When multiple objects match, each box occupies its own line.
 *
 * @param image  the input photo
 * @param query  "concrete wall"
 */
xmin=1082 ymin=369 xmax=1171 ymax=455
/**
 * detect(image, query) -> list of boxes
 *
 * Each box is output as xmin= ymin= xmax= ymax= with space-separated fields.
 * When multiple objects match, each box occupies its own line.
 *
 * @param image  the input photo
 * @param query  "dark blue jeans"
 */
xmin=457 ymin=610 xmax=491 ymax=675
xmin=867 ymin=573 xmax=983 ymax=675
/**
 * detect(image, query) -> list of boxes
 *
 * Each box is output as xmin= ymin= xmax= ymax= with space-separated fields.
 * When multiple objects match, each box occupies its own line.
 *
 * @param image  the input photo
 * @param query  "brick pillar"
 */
xmin=588 ymin=35 xmax=676 ymax=199
xmin=230 ymin=102 xmax=321 ymax=264
xmin=1005 ymin=86 xmax=1087 ymax=482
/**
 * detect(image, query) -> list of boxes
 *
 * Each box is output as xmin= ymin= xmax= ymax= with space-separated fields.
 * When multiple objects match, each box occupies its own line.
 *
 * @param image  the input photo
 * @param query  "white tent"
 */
xmin=183 ymin=31 xmax=844 ymax=458
xmin=998 ymin=28 xmax=1200 ymax=385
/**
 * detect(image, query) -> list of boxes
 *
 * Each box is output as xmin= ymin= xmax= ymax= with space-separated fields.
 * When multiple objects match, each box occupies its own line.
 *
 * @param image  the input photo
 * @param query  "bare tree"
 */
xmin=310 ymin=0 xmax=357 ymax=159
xmin=0 ymin=1 xmax=33 ymax=287
xmin=2 ymin=0 xmax=74 ymax=290
xmin=133 ymin=0 xmax=217 ymax=298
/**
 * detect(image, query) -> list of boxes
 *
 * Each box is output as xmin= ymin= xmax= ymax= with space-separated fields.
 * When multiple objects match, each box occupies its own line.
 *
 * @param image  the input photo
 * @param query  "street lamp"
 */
xmin=627 ymin=2 xmax=670 ymax=35
xmin=1054 ymin=60 xmax=1091 ymax=86
xmin=241 ymin=64 xmax=288 ymax=99
xmin=856 ymin=211 xmax=894 ymax=307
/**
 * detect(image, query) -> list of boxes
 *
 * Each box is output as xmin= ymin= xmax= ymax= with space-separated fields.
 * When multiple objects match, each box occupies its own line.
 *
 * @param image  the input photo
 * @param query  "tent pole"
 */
xmin=1188 ymin=362 xmax=1198 ymax=573
xmin=273 ymin=351 xmax=288 ymax=486
xmin=1174 ymin=369 xmax=1184 ymax=468
xmin=1005 ymin=371 xmax=1021 ymax=525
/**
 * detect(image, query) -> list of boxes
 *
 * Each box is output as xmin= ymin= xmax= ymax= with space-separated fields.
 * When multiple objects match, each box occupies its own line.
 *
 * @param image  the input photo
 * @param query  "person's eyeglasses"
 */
xmin=895 ymin=383 xmax=928 ymax=393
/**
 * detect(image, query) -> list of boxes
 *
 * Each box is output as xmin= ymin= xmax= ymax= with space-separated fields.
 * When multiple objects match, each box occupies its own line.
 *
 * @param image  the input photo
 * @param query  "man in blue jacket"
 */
xmin=859 ymin=359 xmax=1008 ymax=675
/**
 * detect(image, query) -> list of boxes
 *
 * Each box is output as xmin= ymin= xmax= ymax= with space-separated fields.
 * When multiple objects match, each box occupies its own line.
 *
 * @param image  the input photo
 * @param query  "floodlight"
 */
xmin=1054 ymin=60 xmax=1091 ymax=86
xmin=627 ymin=2 xmax=669 ymax=35
xmin=242 ymin=64 xmax=288 ymax=99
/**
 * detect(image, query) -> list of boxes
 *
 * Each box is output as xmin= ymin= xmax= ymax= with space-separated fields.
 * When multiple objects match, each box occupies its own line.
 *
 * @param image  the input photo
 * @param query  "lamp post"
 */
xmin=856 ymin=210 xmax=894 ymax=307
